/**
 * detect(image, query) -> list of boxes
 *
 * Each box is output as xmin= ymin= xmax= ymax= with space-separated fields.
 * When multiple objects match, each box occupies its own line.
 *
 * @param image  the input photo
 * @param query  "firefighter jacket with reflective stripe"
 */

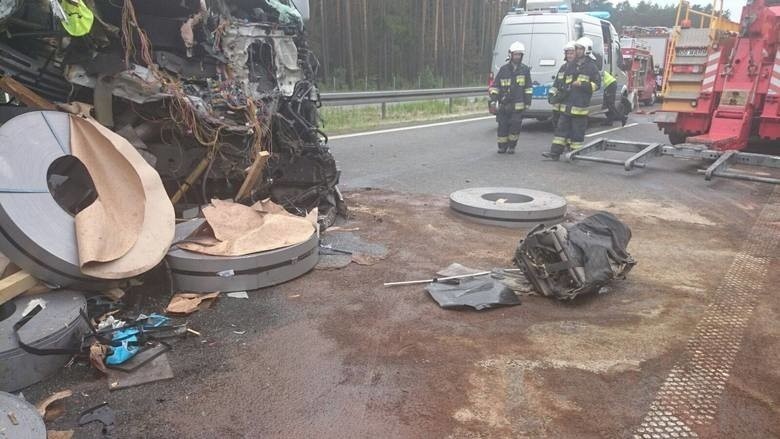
xmin=60 ymin=0 xmax=94 ymax=37
xmin=562 ymin=58 xmax=601 ymax=116
xmin=603 ymin=70 xmax=617 ymax=88
xmin=549 ymin=61 xmax=576 ymax=112
xmin=489 ymin=62 xmax=533 ymax=112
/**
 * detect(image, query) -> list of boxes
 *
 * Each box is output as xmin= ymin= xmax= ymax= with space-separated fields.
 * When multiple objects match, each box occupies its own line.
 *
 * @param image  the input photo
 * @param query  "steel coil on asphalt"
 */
xmin=449 ymin=187 xmax=567 ymax=228
xmin=0 ymin=111 xmax=110 ymax=288
xmin=0 ymin=391 xmax=47 ymax=438
xmin=167 ymin=220 xmax=320 ymax=293
xmin=0 ymin=290 xmax=87 ymax=392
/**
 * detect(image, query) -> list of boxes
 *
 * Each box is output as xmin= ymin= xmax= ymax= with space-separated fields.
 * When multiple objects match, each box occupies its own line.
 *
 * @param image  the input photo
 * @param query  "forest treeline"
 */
xmin=306 ymin=0 xmax=726 ymax=90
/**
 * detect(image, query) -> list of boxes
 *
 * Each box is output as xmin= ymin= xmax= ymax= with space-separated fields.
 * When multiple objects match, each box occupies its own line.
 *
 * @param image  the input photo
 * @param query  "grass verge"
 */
xmin=320 ymin=97 xmax=489 ymax=134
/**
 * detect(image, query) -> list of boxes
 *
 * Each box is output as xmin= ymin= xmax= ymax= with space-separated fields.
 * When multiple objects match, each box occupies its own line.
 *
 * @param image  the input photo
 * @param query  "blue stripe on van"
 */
xmin=532 ymin=84 xmax=551 ymax=99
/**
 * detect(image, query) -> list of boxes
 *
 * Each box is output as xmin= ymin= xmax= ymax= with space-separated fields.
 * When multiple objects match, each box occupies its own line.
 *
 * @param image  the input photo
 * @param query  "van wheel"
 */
xmin=668 ymin=131 xmax=686 ymax=145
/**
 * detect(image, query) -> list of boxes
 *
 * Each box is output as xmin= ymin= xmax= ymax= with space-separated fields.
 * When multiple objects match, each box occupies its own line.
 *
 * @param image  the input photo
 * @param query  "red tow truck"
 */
xmin=561 ymin=0 xmax=780 ymax=185
xmin=620 ymin=38 xmax=660 ymax=106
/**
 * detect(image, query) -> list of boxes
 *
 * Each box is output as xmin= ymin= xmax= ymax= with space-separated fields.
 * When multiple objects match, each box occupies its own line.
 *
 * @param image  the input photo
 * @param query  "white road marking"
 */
xmin=585 ymin=122 xmax=639 ymax=138
xmin=328 ymin=116 xmax=495 ymax=140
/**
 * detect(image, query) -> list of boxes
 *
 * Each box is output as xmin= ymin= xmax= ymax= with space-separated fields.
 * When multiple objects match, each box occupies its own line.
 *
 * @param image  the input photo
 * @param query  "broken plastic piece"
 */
xmin=425 ymin=278 xmax=521 ymax=311
xmin=78 ymin=403 xmax=115 ymax=435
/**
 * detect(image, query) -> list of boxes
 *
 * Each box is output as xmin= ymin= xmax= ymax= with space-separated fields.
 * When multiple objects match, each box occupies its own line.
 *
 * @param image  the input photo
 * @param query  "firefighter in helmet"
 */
xmin=544 ymin=37 xmax=601 ymax=160
xmin=489 ymin=41 xmax=532 ymax=154
xmin=548 ymin=41 xmax=577 ymax=128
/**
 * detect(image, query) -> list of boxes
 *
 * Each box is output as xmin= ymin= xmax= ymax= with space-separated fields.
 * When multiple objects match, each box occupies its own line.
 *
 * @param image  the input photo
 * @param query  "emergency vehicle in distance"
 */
xmin=488 ymin=0 xmax=629 ymax=121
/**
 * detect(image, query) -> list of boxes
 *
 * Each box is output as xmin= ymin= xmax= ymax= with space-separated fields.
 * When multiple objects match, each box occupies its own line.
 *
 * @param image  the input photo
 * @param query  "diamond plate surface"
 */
xmin=633 ymin=188 xmax=780 ymax=438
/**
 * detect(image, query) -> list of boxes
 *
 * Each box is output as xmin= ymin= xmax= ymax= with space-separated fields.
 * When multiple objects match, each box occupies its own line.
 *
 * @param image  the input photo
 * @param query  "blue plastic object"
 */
xmin=105 ymin=328 xmax=140 ymax=365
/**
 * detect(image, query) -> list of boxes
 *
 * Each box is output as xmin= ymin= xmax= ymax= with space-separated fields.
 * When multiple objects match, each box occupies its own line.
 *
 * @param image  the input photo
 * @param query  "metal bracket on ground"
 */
xmin=565 ymin=138 xmax=662 ymax=171
xmin=564 ymin=138 xmax=780 ymax=185
xmin=698 ymin=150 xmax=780 ymax=184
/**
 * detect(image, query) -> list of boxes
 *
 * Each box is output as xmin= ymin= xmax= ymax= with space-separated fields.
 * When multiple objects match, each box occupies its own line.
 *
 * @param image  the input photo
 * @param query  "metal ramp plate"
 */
xmin=675 ymin=28 xmax=711 ymax=48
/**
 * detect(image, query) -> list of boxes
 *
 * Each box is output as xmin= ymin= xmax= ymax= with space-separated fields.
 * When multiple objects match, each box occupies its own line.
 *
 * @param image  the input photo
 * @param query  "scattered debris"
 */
xmin=435 ymin=263 xmax=486 ymax=278
xmin=97 ymin=316 xmax=125 ymax=331
xmin=384 ymin=271 xmax=493 ymax=287
xmin=109 ymin=342 xmax=170 ymax=373
xmin=437 ymin=263 xmax=534 ymax=294
xmin=78 ymin=403 xmax=115 ymax=435
xmin=35 ymin=390 xmax=72 ymax=422
xmin=226 ymin=291 xmax=249 ymax=299
xmin=233 ymin=330 xmax=247 ymax=335
xmin=165 ymin=292 xmax=220 ymax=316
xmin=102 ymin=288 xmax=126 ymax=302
xmin=89 ymin=343 xmax=109 ymax=375
xmin=514 ymin=212 xmax=636 ymax=300
xmin=317 ymin=231 xmax=389 ymax=269
xmin=425 ymin=278 xmax=521 ymax=310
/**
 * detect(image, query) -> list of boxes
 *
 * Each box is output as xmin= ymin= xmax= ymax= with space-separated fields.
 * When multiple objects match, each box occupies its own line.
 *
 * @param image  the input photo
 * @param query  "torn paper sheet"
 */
xmin=70 ymin=114 xmax=145 ymax=267
xmin=177 ymin=199 xmax=315 ymax=257
xmin=165 ymin=292 xmax=220 ymax=315
xmin=36 ymin=390 xmax=72 ymax=422
xmin=72 ymin=115 xmax=175 ymax=280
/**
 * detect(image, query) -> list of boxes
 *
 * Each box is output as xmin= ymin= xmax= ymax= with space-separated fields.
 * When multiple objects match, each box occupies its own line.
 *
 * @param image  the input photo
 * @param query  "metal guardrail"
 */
xmin=320 ymin=86 xmax=486 ymax=106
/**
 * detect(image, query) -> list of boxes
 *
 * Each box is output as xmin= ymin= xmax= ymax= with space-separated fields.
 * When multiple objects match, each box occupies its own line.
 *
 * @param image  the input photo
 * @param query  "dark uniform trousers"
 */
xmin=548 ymin=58 xmax=601 ymax=157
xmin=551 ymin=113 xmax=588 ymax=155
xmin=490 ymin=61 xmax=532 ymax=152
xmin=497 ymin=110 xmax=524 ymax=151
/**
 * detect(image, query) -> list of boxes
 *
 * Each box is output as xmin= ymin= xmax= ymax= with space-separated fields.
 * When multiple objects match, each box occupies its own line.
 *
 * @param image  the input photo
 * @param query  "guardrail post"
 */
xmin=381 ymin=102 xmax=386 ymax=119
xmin=448 ymin=97 xmax=453 ymax=113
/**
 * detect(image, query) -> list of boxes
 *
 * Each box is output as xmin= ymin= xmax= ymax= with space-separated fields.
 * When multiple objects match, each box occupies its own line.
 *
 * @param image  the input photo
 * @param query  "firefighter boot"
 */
xmin=507 ymin=134 xmax=518 ymax=154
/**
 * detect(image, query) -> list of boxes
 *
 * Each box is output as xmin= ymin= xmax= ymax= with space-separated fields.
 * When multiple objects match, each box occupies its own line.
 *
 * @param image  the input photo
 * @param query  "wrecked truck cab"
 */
xmin=0 ymin=0 xmax=343 ymax=226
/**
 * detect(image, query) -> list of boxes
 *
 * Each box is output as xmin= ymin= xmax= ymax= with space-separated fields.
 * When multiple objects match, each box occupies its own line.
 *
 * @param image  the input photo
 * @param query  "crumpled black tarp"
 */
xmin=514 ymin=211 xmax=636 ymax=300
xmin=425 ymin=278 xmax=521 ymax=311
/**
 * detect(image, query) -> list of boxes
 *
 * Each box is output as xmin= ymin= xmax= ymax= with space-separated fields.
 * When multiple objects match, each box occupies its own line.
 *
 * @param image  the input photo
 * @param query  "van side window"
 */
xmin=588 ymin=34 xmax=604 ymax=70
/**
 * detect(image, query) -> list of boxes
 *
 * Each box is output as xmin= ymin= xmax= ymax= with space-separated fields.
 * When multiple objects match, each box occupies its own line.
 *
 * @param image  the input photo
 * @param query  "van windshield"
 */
xmin=496 ymin=33 xmax=567 ymax=79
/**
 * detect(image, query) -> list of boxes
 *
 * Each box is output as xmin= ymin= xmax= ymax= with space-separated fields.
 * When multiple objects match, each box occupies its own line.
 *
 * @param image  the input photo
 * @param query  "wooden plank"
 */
xmin=235 ymin=151 xmax=271 ymax=201
xmin=0 ymin=270 xmax=38 ymax=306
xmin=0 ymin=76 xmax=57 ymax=110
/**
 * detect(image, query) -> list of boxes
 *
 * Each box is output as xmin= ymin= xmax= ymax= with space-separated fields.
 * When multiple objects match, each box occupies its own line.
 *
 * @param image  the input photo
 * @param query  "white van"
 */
xmin=490 ymin=2 xmax=628 ymax=120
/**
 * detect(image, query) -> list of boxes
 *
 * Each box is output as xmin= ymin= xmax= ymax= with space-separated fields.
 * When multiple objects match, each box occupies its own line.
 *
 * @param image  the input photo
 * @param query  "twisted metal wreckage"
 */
xmin=0 ymin=0 xmax=345 ymax=225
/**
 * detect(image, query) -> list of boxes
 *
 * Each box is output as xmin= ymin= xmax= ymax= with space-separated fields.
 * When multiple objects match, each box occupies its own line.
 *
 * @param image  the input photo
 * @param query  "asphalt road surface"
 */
xmin=26 ymin=112 xmax=779 ymax=439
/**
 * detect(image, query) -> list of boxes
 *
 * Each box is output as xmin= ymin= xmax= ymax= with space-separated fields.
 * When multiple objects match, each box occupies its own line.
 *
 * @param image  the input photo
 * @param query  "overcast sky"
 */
xmin=610 ymin=0 xmax=745 ymax=19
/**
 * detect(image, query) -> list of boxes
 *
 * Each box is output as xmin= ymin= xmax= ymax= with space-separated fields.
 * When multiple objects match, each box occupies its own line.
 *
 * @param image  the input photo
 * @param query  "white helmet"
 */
xmin=575 ymin=37 xmax=593 ymax=55
xmin=563 ymin=41 xmax=577 ymax=52
xmin=508 ymin=41 xmax=525 ymax=55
